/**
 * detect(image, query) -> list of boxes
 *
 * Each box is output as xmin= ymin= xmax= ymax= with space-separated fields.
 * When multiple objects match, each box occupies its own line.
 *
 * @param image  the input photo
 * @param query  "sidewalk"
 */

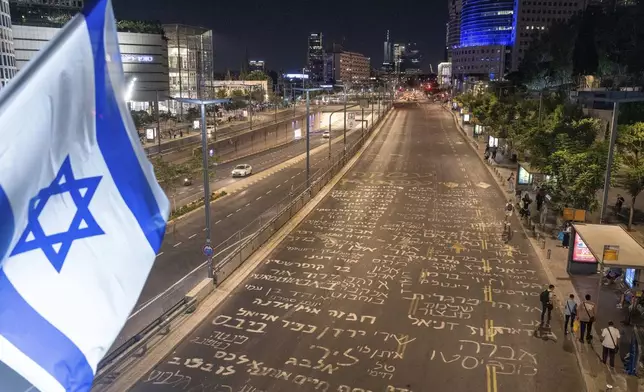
xmin=444 ymin=105 xmax=644 ymax=392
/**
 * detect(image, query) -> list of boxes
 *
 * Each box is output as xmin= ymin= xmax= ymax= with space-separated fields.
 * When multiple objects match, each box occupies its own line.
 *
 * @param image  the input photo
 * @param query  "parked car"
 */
xmin=231 ymin=164 xmax=252 ymax=177
xmin=322 ymin=130 xmax=330 ymax=138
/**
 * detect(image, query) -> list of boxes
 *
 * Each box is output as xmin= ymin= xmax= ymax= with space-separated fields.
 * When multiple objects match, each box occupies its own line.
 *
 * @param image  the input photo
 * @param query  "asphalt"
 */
xmin=129 ymin=104 xmax=586 ymax=392
xmin=112 ymin=108 xmax=380 ymax=350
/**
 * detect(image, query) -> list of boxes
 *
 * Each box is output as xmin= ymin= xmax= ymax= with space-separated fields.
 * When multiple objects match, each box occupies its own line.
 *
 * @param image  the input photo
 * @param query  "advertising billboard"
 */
xmin=572 ymin=233 xmax=596 ymax=263
xmin=625 ymin=268 xmax=636 ymax=288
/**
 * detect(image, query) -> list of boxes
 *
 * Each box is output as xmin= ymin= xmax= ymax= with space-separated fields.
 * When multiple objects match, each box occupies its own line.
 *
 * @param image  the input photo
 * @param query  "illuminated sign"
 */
xmin=285 ymin=73 xmax=310 ymax=79
xmin=572 ymin=233 xmax=596 ymax=263
xmin=121 ymin=54 xmax=154 ymax=63
xmin=517 ymin=166 xmax=532 ymax=185
xmin=626 ymin=268 xmax=636 ymax=288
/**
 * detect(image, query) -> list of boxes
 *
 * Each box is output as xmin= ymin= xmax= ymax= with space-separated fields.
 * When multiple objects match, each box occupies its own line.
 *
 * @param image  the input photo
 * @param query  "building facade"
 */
xmin=163 ymin=24 xmax=214 ymax=114
xmin=0 ymin=0 xmax=16 ymax=89
xmin=438 ymin=62 xmax=452 ymax=88
xmin=382 ymin=29 xmax=392 ymax=72
xmin=511 ymin=0 xmax=586 ymax=71
xmin=324 ymin=45 xmax=370 ymax=85
xmin=10 ymin=0 xmax=82 ymax=8
xmin=446 ymin=0 xmax=462 ymax=60
xmin=307 ymin=32 xmax=324 ymax=84
xmin=11 ymin=25 xmax=169 ymax=109
xmin=249 ymin=60 xmax=265 ymax=72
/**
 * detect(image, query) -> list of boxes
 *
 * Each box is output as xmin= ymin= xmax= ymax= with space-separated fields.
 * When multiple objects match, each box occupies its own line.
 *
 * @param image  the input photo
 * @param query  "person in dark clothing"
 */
xmin=540 ymin=284 xmax=555 ymax=327
xmin=578 ymin=294 xmax=596 ymax=344
xmin=536 ymin=188 xmax=546 ymax=211
xmin=562 ymin=222 xmax=571 ymax=248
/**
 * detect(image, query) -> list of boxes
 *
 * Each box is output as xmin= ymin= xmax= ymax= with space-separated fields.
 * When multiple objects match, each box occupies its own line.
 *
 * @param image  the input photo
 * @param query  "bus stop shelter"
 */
xmin=569 ymin=224 xmax=644 ymax=288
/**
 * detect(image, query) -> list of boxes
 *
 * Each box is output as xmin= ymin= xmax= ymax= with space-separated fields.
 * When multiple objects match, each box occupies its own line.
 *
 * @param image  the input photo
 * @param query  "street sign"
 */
xmin=348 ymin=112 xmax=356 ymax=128
xmin=602 ymin=245 xmax=619 ymax=262
xmin=563 ymin=208 xmax=586 ymax=222
xmin=202 ymin=244 xmax=214 ymax=257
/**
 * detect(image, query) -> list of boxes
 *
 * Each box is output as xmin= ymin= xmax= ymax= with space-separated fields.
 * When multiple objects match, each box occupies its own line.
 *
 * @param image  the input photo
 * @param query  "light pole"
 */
xmin=328 ymin=104 xmax=359 ymax=160
xmin=171 ymin=97 xmax=230 ymax=276
xmin=294 ymin=87 xmax=323 ymax=188
xmin=586 ymin=94 xmax=644 ymax=223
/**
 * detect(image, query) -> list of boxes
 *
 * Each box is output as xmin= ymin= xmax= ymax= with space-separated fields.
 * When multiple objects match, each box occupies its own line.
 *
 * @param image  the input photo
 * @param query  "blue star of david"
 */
xmin=10 ymin=156 xmax=104 ymax=272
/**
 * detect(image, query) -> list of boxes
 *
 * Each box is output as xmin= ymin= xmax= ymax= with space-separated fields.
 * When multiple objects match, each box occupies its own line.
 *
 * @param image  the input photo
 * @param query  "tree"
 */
xmin=246 ymin=70 xmax=269 ymax=81
xmin=130 ymin=110 xmax=153 ymax=129
xmin=617 ymin=122 xmax=644 ymax=229
xmin=250 ymin=88 xmax=266 ymax=103
xmin=216 ymin=89 xmax=228 ymax=99
xmin=151 ymin=157 xmax=179 ymax=193
xmin=230 ymin=89 xmax=245 ymax=98
xmin=185 ymin=107 xmax=200 ymax=122
xmin=225 ymin=70 xmax=233 ymax=81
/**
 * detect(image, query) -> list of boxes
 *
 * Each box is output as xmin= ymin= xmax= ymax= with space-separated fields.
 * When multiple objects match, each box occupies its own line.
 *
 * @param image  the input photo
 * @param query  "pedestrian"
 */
xmin=601 ymin=321 xmax=620 ymax=369
xmin=536 ymin=188 xmax=546 ymax=211
xmin=615 ymin=194 xmax=625 ymax=216
xmin=491 ymin=147 xmax=498 ymax=160
xmin=539 ymin=284 xmax=555 ymax=327
xmin=179 ymin=130 xmax=183 ymax=137
xmin=507 ymin=173 xmax=515 ymax=193
xmin=562 ymin=222 xmax=571 ymax=248
xmin=563 ymin=294 xmax=577 ymax=335
xmin=578 ymin=294 xmax=596 ymax=344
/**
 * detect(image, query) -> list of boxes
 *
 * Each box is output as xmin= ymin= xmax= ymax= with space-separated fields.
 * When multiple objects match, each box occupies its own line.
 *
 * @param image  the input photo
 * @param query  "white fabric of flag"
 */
xmin=0 ymin=0 xmax=169 ymax=391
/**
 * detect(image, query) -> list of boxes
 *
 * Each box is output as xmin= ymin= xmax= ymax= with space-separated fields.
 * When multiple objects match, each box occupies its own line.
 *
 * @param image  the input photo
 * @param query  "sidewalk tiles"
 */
xmin=446 ymin=106 xmax=644 ymax=392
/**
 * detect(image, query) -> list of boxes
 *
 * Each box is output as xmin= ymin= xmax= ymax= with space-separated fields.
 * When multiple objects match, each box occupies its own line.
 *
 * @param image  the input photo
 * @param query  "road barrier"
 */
xmin=92 ymin=103 xmax=394 ymax=387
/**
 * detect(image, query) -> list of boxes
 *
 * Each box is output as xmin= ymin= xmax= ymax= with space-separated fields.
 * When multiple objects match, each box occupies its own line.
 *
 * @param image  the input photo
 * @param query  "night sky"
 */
xmin=111 ymin=0 xmax=448 ymax=74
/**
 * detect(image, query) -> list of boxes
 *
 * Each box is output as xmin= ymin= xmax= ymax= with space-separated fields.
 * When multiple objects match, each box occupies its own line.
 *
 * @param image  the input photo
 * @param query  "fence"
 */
xmin=92 ymin=103 xmax=393 ymax=386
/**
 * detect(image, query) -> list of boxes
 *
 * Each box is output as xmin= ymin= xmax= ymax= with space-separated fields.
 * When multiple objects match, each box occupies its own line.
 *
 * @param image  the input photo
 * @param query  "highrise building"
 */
xmin=307 ymin=32 xmax=324 ymax=84
xmin=403 ymin=42 xmax=422 ymax=75
xmin=446 ymin=0 xmax=462 ymax=60
xmin=324 ymin=44 xmax=370 ymax=85
xmin=393 ymin=43 xmax=405 ymax=75
xmin=249 ymin=60 xmax=265 ymax=72
xmin=0 ymin=0 xmax=16 ymax=89
xmin=511 ymin=0 xmax=585 ymax=71
xmin=382 ymin=30 xmax=392 ymax=72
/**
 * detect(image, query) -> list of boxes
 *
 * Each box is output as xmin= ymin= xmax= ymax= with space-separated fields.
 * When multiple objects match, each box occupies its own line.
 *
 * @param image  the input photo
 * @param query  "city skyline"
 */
xmin=110 ymin=0 xmax=448 ymax=73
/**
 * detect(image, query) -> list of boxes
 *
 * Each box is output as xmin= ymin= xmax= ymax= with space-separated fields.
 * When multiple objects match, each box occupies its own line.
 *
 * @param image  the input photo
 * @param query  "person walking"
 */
xmin=507 ymin=173 xmax=515 ymax=193
xmin=563 ymin=294 xmax=577 ymax=335
xmin=578 ymin=294 xmax=596 ymax=343
xmin=562 ymin=222 xmax=571 ymax=248
xmin=601 ymin=321 xmax=620 ymax=369
xmin=540 ymin=285 xmax=555 ymax=327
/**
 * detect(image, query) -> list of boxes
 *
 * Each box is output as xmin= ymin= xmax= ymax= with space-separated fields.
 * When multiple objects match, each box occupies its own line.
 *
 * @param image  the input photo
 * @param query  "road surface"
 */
xmin=130 ymin=104 xmax=584 ymax=392
xmin=112 ymin=108 xmax=382 ymax=350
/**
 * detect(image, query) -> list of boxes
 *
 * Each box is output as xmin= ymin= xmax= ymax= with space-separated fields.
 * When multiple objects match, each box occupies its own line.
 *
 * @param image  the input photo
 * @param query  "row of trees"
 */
xmin=456 ymin=91 xmax=644 ymax=228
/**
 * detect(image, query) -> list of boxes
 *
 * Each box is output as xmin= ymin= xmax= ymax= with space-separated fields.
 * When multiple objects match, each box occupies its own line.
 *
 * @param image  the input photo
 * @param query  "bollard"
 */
xmin=547 ymin=249 xmax=552 ymax=259
xmin=541 ymin=238 xmax=546 ymax=249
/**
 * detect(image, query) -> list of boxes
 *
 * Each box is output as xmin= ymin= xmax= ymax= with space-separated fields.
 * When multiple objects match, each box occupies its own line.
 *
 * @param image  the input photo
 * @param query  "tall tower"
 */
xmin=307 ymin=32 xmax=324 ymax=84
xmin=0 ymin=0 xmax=16 ymax=89
xmin=383 ymin=30 xmax=392 ymax=64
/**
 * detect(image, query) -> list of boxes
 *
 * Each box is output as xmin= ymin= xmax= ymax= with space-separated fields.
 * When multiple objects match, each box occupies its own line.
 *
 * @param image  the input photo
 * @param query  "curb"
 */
xmin=443 ymin=105 xmax=598 ymax=392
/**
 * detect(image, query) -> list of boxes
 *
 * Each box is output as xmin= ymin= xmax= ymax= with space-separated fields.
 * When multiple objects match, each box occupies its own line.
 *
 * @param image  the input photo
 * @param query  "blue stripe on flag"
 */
xmin=0 ymin=186 xmax=14 ymax=261
xmin=84 ymin=0 xmax=166 ymax=252
xmin=0 ymin=270 xmax=94 ymax=390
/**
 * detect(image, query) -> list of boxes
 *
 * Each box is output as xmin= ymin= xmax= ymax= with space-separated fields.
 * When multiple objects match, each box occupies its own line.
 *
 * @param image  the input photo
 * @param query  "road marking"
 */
xmin=245 ymin=203 xmax=251 ymax=207
xmin=486 ymin=364 xmax=497 ymax=392
xmin=291 ymin=175 xmax=296 ymax=179
xmin=236 ymin=208 xmax=241 ymax=212
xmin=256 ymin=196 xmax=262 ymax=201
xmin=407 ymin=294 xmax=420 ymax=316
xmin=226 ymin=213 xmax=233 ymax=218
xmin=266 ymin=190 xmax=272 ymax=195
xmin=483 ymin=286 xmax=493 ymax=304
xmin=203 ymin=228 xmax=207 ymax=231
xmin=276 ymin=184 xmax=281 ymax=188
xmin=215 ymin=220 xmax=221 ymax=224
xmin=173 ymin=242 xmax=182 ymax=248
xmin=188 ymin=234 xmax=197 ymax=239
xmin=156 ymin=252 xmax=164 ymax=256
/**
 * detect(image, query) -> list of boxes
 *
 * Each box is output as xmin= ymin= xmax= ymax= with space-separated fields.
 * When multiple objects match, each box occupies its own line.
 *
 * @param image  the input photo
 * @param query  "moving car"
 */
xmin=183 ymin=177 xmax=192 ymax=186
xmin=322 ymin=130 xmax=330 ymax=138
xmin=231 ymin=164 xmax=252 ymax=177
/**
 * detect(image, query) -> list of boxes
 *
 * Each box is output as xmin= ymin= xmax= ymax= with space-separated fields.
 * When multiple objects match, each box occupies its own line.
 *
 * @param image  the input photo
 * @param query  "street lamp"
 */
xmin=171 ymin=97 xmax=231 ymax=276
xmin=293 ymin=87 xmax=323 ymax=188
xmin=321 ymin=84 xmax=353 ymax=160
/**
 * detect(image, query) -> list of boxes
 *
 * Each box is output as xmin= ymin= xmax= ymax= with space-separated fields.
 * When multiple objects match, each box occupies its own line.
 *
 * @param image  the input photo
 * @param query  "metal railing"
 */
xmin=93 ymin=104 xmax=393 ymax=387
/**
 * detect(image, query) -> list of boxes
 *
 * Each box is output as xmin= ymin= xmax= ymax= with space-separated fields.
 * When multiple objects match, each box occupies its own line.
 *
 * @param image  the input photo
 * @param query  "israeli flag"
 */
xmin=0 ymin=0 xmax=169 ymax=390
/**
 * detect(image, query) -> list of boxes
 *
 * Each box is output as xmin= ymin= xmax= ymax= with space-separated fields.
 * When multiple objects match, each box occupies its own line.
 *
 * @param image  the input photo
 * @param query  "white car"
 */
xmin=231 ymin=164 xmax=252 ymax=177
xmin=322 ymin=130 xmax=330 ymax=138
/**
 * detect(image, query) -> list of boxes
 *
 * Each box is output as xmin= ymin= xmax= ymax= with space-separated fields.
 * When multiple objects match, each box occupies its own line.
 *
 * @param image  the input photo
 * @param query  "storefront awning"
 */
xmin=573 ymin=224 xmax=644 ymax=269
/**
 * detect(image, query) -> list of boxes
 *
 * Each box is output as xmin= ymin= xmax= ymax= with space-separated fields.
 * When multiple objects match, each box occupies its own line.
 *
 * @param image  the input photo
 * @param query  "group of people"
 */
xmin=540 ymin=285 xmax=621 ymax=369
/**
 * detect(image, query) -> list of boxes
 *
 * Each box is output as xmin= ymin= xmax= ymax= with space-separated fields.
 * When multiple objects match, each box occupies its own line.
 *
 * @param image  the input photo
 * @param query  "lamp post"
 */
xmin=171 ymin=97 xmax=231 ymax=276
xmin=293 ymin=87 xmax=323 ymax=188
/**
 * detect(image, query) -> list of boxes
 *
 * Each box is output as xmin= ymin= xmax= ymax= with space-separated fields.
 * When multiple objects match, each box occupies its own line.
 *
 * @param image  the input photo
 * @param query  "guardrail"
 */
xmin=92 ymin=103 xmax=393 ymax=387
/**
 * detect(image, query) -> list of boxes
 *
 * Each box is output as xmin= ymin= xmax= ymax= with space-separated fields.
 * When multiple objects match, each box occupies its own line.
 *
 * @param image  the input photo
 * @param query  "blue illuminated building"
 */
xmin=459 ymin=0 xmax=514 ymax=48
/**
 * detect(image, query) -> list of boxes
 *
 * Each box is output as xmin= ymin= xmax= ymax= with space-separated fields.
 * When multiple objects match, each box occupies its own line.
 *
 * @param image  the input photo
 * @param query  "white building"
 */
xmin=11 ymin=25 xmax=169 ymax=109
xmin=438 ymin=62 xmax=452 ymax=88
xmin=0 ymin=0 xmax=16 ymax=89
